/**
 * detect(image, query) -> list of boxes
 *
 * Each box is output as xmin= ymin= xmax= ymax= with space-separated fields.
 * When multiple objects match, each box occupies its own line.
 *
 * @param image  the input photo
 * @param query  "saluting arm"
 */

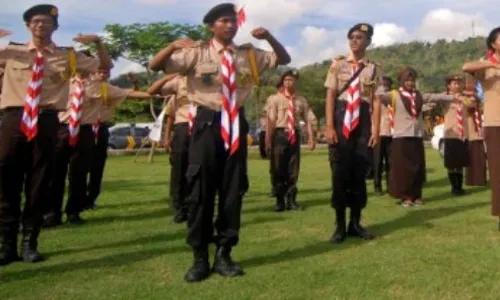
xmin=264 ymin=34 xmax=290 ymax=65
xmin=127 ymin=90 xmax=164 ymax=100
xmin=149 ymin=44 xmax=178 ymax=72
xmin=147 ymin=73 xmax=179 ymax=95
xmin=462 ymin=60 xmax=497 ymax=74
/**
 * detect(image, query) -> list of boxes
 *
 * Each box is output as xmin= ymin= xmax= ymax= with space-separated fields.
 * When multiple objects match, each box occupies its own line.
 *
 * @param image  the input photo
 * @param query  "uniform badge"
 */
xmin=50 ymin=7 xmax=58 ymax=16
xmin=201 ymin=73 xmax=213 ymax=86
xmin=360 ymin=24 xmax=368 ymax=31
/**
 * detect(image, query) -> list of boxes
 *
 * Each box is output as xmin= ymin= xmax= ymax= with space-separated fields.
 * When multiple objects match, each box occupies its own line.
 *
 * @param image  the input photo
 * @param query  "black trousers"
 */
xmin=86 ymin=123 xmax=110 ymax=206
xmin=47 ymin=124 xmax=94 ymax=218
xmin=271 ymin=128 xmax=301 ymax=198
xmin=185 ymin=106 xmax=248 ymax=249
xmin=0 ymin=108 xmax=58 ymax=236
xmin=169 ymin=122 xmax=190 ymax=211
xmin=373 ymin=136 xmax=392 ymax=189
xmin=329 ymin=102 xmax=372 ymax=210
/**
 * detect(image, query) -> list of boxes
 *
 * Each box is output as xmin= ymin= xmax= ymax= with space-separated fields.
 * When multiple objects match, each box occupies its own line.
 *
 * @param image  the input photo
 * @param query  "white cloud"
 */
xmin=415 ymin=9 xmax=491 ymax=42
xmin=372 ymin=23 xmax=410 ymax=47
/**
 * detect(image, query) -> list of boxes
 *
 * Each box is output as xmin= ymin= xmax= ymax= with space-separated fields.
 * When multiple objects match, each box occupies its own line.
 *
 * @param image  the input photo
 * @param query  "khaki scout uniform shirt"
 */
xmin=323 ymin=55 xmax=383 ymax=105
xmin=473 ymin=57 xmax=500 ymax=127
xmin=161 ymin=75 xmax=190 ymax=124
xmin=377 ymin=90 xmax=454 ymax=138
xmin=59 ymin=78 xmax=109 ymax=125
xmin=88 ymin=80 xmax=132 ymax=122
xmin=0 ymin=41 xmax=99 ymax=110
xmin=442 ymin=94 xmax=469 ymax=139
xmin=267 ymin=92 xmax=310 ymax=128
xmin=466 ymin=107 xmax=484 ymax=141
xmin=163 ymin=39 xmax=278 ymax=111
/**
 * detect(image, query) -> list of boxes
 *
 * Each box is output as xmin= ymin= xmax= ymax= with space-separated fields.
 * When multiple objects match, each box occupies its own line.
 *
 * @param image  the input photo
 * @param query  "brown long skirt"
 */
xmin=389 ymin=137 xmax=425 ymax=200
xmin=466 ymin=140 xmax=487 ymax=186
xmin=484 ymin=127 xmax=500 ymax=216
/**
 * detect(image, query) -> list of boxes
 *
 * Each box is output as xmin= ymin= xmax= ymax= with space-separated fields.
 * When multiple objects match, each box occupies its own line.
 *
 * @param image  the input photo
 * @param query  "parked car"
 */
xmin=108 ymin=123 xmax=151 ymax=150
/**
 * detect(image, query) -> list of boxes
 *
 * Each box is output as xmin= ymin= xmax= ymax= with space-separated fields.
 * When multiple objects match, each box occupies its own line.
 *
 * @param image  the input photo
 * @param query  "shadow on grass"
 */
xmin=243 ymin=197 xmax=329 ymax=214
xmin=98 ymin=198 xmax=168 ymax=209
xmin=103 ymin=179 xmax=168 ymax=192
xmin=424 ymin=185 xmax=490 ymax=203
xmin=423 ymin=177 xmax=450 ymax=189
xmin=44 ymin=215 xmax=285 ymax=257
xmin=239 ymin=201 xmax=487 ymax=269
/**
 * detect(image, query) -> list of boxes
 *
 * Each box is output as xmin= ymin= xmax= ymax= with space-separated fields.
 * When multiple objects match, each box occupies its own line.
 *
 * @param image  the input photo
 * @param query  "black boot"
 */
xmin=347 ymin=209 xmax=374 ymax=240
xmin=448 ymin=173 xmax=457 ymax=195
xmin=274 ymin=196 xmax=285 ymax=212
xmin=172 ymin=208 xmax=188 ymax=224
xmin=212 ymin=245 xmax=244 ymax=277
xmin=21 ymin=225 xmax=44 ymax=263
xmin=270 ymin=186 xmax=277 ymax=197
xmin=330 ymin=208 xmax=347 ymax=244
xmin=42 ymin=213 xmax=63 ymax=228
xmin=455 ymin=173 xmax=466 ymax=195
xmin=286 ymin=188 xmax=302 ymax=211
xmin=0 ymin=227 xmax=19 ymax=266
xmin=67 ymin=214 xmax=86 ymax=225
xmin=184 ymin=246 xmax=210 ymax=283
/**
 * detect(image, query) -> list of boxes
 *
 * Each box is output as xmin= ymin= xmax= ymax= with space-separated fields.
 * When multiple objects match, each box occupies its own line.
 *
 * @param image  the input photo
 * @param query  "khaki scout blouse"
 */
xmin=377 ymin=90 xmax=454 ymax=138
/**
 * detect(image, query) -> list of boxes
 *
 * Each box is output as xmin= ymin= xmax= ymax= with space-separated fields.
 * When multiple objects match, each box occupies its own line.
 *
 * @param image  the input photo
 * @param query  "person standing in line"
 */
xmin=265 ymin=70 xmax=316 ymax=212
xmin=377 ymin=67 xmax=470 ymax=208
xmin=324 ymin=23 xmax=382 ymax=244
xmin=373 ymin=76 xmax=393 ymax=195
xmin=463 ymin=27 xmax=500 ymax=229
xmin=0 ymin=4 xmax=112 ymax=265
xmin=148 ymin=73 xmax=191 ymax=224
xmin=149 ymin=3 xmax=290 ymax=282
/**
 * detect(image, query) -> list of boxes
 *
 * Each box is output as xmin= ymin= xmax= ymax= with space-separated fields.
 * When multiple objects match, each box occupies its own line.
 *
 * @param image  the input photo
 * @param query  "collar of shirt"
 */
xmin=27 ymin=40 xmax=56 ymax=54
xmin=346 ymin=54 xmax=366 ymax=66
xmin=211 ymin=39 xmax=237 ymax=53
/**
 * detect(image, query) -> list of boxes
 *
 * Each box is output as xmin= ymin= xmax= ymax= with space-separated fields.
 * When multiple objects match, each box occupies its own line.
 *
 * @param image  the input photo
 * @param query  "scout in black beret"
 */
xmin=276 ymin=70 xmax=299 ymax=88
xmin=347 ymin=23 xmax=374 ymax=39
xmin=23 ymin=4 xmax=59 ymax=28
xmin=203 ymin=3 xmax=237 ymax=24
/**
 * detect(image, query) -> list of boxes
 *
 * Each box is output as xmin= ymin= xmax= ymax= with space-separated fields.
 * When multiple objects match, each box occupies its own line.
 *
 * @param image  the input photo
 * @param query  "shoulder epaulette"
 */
xmin=8 ymin=42 xmax=24 ymax=46
xmin=238 ymin=43 xmax=253 ymax=49
xmin=57 ymin=46 xmax=75 ymax=51
xmin=334 ymin=55 xmax=345 ymax=61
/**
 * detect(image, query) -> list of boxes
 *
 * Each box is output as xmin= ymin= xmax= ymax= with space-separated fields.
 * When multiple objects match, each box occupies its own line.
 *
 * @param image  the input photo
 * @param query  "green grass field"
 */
xmin=1 ymin=147 xmax=498 ymax=300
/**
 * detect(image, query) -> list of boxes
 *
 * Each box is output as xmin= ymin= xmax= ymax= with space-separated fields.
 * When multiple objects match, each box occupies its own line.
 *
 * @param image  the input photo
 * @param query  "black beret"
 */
xmin=23 ymin=4 xmax=58 ymax=25
xmin=347 ymin=23 xmax=373 ymax=39
xmin=203 ymin=3 xmax=237 ymax=24
xmin=276 ymin=70 xmax=299 ymax=88
xmin=487 ymin=27 xmax=500 ymax=50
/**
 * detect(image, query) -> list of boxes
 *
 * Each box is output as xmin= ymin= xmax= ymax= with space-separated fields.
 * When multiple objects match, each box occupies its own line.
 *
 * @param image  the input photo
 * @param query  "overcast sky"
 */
xmin=1 ymin=0 xmax=498 ymax=77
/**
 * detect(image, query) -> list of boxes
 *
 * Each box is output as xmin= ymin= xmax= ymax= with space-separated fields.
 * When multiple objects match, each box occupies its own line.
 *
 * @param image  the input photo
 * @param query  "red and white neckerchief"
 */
xmin=472 ymin=107 xmax=483 ymax=137
xmin=281 ymin=89 xmax=296 ymax=144
xmin=456 ymin=103 xmax=464 ymax=139
xmin=399 ymin=87 xmax=417 ymax=119
xmin=487 ymin=49 xmax=498 ymax=64
xmin=220 ymin=46 xmax=239 ymax=155
xmin=387 ymin=104 xmax=395 ymax=134
xmin=343 ymin=63 xmax=362 ymax=138
xmin=68 ymin=78 xmax=85 ymax=146
xmin=187 ymin=103 xmax=197 ymax=134
xmin=21 ymin=51 xmax=44 ymax=141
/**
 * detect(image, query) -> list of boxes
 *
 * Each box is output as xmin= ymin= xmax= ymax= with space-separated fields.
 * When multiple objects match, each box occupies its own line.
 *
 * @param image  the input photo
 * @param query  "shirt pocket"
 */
xmin=337 ymin=73 xmax=351 ymax=92
xmin=360 ymin=72 xmax=377 ymax=98
xmin=7 ymin=60 xmax=31 ymax=82
xmin=236 ymin=66 xmax=253 ymax=88
xmin=194 ymin=63 xmax=219 ymax=89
